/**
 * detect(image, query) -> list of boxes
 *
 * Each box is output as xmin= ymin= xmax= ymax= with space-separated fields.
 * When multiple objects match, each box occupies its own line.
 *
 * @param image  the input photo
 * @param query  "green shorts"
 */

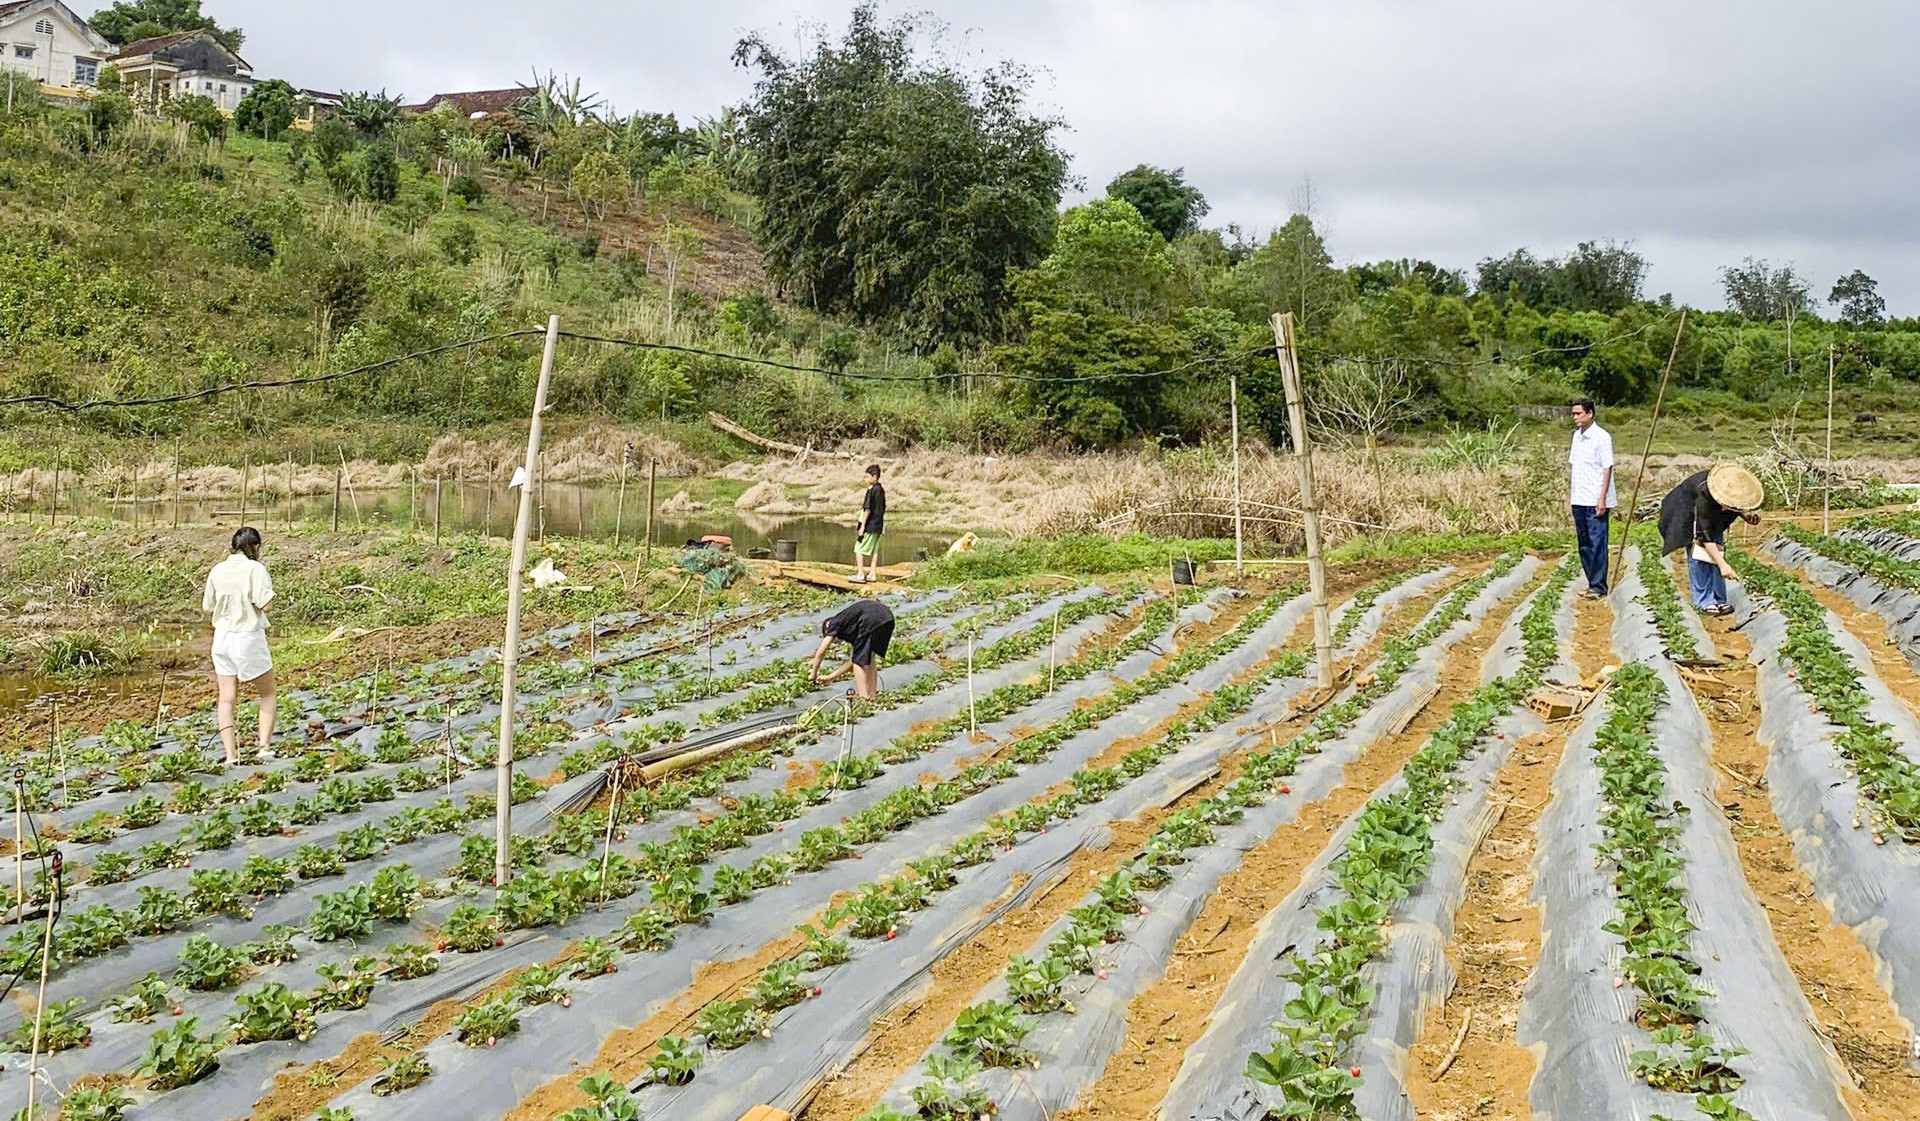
xmin=854 ymin=533 xmax=880 ymax=557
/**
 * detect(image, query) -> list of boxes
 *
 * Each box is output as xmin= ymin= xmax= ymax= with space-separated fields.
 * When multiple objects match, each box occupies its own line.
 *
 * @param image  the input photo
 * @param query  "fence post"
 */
xmin=1272 ymin=312 xmax=1332 ymax=687
xmin=614 ymin=449 xmax=628 ymax=545
xmin=496 ymin=314 xmax=561 ymax=888
xmin=332 ymin=466 xmax=341 ymax=532
xmin=434 ymin=476 xmax=443 ymax=546
xmin=644 ymin=457 xmax=657 ymax=568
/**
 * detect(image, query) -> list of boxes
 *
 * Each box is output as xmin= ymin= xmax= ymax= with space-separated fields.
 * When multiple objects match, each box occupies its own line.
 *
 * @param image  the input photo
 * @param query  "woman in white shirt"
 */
xmin=202 ymin=527 xmax=276 ymax=766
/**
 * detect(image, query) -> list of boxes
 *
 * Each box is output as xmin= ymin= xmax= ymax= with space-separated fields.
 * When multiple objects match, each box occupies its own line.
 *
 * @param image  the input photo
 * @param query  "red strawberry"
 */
xmin=1349 ymin=1066 xmax=1362 ymax=1078
xmin=1279 ymin=785 xmax=1291 ymax=794
xmin=811 ymin=987 xmax=823 ymax=997
xmin=171 ymin=1006 xmax=184 ymax=1016
xmin=1097 ymin=969 xmax=1109 ymax=980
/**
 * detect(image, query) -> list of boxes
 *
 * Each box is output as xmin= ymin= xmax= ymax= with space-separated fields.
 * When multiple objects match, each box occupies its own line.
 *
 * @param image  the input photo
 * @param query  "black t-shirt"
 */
xmin=861 ymin=482 xmax=887 ymax=535
xmin=1658 ymin=470 xmax=1739 ymax=556
xmin=823 ymin=599 xmax=895 ymax=666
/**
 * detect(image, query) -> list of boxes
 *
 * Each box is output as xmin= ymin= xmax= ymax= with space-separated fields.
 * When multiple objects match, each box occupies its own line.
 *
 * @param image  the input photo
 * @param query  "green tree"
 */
xmin=571 ymin=149 xmax=625 ymax=229
xmin=734 ymin=3 xmax=1068 ymax=347
xmin=1349 ymin=258 xmax=1467 ymax=298
xmin=1023 ymin=197 xmax=1174 ymax=319
xmin=88 ymin=0 xmax=242 ymax=53
xmin=1475 ymin=240 xmax=1644 ymax=311
xmin=87 ymin=90 xmax=133 ymax=143
xmin=162 ymin=93 xmax=225 ymax=142
xmin=337 ymin=90 xmax=402 ymax=142
xmin=1719 ymin=257 xmax=1811 ymax=322
xmin=359 ymin=143 xmax=399 ymax=202
xmin=1105 ymin=164 xmax=1208 ymax=243
xmin=234 ymin=79 xmax=296 ymax=140
xmin=1214 ymin=214 xmax=1346 ymax=334
xmin=1829 ymin=269 xmax=1886 ymax=327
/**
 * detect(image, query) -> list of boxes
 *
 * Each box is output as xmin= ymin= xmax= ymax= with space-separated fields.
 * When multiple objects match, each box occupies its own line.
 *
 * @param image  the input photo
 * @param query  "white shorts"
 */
xmin=211 ymin=629 xmax=273 ymax=682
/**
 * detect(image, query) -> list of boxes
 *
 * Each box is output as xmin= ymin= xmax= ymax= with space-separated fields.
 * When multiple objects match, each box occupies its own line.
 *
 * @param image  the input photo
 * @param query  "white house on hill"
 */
xmin=112 ymin=28 xmax=253 ymax=112
xmin=0 ymin=0 xmax=111 ymax=89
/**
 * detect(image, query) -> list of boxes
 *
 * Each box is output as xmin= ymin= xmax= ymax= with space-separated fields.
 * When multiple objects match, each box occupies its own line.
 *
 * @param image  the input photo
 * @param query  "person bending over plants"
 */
xmin=807 ymin=598 xmax=895 ymax=699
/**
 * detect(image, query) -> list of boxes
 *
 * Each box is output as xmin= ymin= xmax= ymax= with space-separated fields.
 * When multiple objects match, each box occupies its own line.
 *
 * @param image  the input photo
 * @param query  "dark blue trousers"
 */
xmin=1571 ymin=505 xmax=1610 ymax=593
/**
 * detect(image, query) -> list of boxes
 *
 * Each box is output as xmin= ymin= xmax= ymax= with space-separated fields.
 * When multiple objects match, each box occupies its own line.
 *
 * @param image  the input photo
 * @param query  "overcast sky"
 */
xmin=226 ymin=0 xmax=1919 ymax=313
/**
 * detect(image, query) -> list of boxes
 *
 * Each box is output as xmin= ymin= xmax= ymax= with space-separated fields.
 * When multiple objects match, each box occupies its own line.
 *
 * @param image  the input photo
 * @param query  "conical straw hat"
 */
xmin=1706 ymin=463 xmax=1764 ymax=511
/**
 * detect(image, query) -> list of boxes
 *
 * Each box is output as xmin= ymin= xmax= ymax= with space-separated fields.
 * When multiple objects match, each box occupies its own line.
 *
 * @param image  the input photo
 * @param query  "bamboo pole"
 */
xmin=337 ymin=447 xmax=362 ymax=526
xmin=1272 ymin=312 xmax=1332 ymax=687
xmin=1611 ymin=310 xmax=1688 ymax=584
xmin=332 ymin=466 xmax=341 ymax=532
xmin=172 ymin=437 xmax=181 ymax=527
xmin=409 ymin=469 xmax=418 ymax=535
xmin=1230 ymin=371 xmax=1244 ymax=577
xmin=50 ymin=460 xmax=58 ymax=527
xmin=644 ymin=458 xmax=657 ymax=568
xmin=434 ymin=476 xmax=444 ymax=546
xmin=967 ymin=631 xmax=977 ymax=737
xmin=1047 ymin=606 xmax=1059 ymax=695
xmin=495 ymin=315 xmax=561 ymax=888
xmin=239 ymin=456 xmax=250 ymax=525
xmin=286 ymin=456 xmax=295 ymax=531
xmin=1824 ymin=345 xmax=1835 ymax=534
xmin=614 ymin=449 xmax=628 ymax=545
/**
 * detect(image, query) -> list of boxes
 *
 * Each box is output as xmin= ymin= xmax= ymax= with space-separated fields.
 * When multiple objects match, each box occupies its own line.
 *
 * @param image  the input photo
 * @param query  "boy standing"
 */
xmin=854 ymin=463 xmax=886 ymax=583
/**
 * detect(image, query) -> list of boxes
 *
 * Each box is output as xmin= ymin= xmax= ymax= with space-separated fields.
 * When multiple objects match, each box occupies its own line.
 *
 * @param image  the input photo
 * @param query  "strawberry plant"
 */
xmin=107 ymin=973 xmax=172 ymax=1023
xmin=309 ymin=885 xmax=377 ymax=942
xmin=87 ymin=850 xmax=134 ymax=884
xmin=187 ymin=868 xmax=250 ymax=918
xmin=227 ymin=982 xmax=316 ymax=1044
xmin=3 ymin=996 xmax=89 ymax=1053
xmin=910 ymin=1054 xmax=994 ymax=1119
xmin=312 ymin=955 xmax=380 ymax=1011
xmin=555 ymin=1072 xmax=642 ymax=1121
xmin=710 ymin=864 xmax=754 ymax=905
xmin=439 ymin=902 xmax=501 ymax=953
xmin=58 ymin=904 xmax=128 ymax=959
xmin=238 ymin=799 xmax=286 ymax=837
xmin=51 ymin=1082 xmax=133 ymax=1121
xmin=644 ymin=1034 xmax=703 ymax=1086
xmin=1631 ymin=1026 xmax=1747 ymax=1093
xmin=369 ymin=864 xmax=423 ymax=921
xmin=137 ymin=1016 xmax=224 ymax=1089
xmin=752 ymin=960 xmax=809 ymax=1011
xmin=120 ymin=793 xmax=165 ymax=829
xmin=171 ymin=781 xmax=214 ymax=815
xmin=453 ymin=992 xmax=521 ymax=1047
xmin=336 ymin=822 xmax=386 ymax=862
xmin=371 ymin=1051 xmax=433 ymax=1095
xmin=384 ymin=940 xmax=441 ymax=979
xmin=242 ymin=924 xmax=299 ymax=966
xmin=512 ymin=963 xmax=570 ymax=1007
xmin=175 ymin=935 xmax=248 ymax=991
xmin=70 ymin=810 xmax=118 ymax=845
xmin=801 ymin=924 xmax=850 ymax=968
xmin=651 ymin=865 xmax=713 ymax=925
xmin=1005 ymin=954 xmax=1072 ymax=1014
xmin=697 ymin=998 xmax=769 ymax=1050
xmin=566 ymin=936 xmax=618 ymax=979
xmin=289 ymin=796 xmax=327 ymax=825
xmin=193 ymin=807 xmax=239 ymax=849
xmin=294 ymin=843 xmax=346 ymax=879
xmin=942 ymin=999 xmax=1033 ymax=1068
xmin=240 ymin=854 xmax=294 ymax=897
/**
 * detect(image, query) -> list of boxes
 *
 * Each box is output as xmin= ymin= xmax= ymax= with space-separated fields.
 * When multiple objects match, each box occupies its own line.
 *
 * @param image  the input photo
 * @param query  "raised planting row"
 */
xmin=857 ymin=559 xmax=1544 ymax=1121
xmin=1208 ymin=557 xmax=1571 ymax=1121
xmin=1732 ymin=551 xmax=1920 ymax=843
xmin=0 ymin=590 xmax=1089 ymax=1010
xmin=1634 ymin=544 xmax=1710 ymax=662
xmin=309 ymin=580 xmax=1328 ymax=1121
xmin=1770 ymin=523 xmax=1920 ymax=671
xmin=0 ymin=591 xmax=1153 ymax=1115
xmin=1731 ymin=554 xmax=1920 ymax=1069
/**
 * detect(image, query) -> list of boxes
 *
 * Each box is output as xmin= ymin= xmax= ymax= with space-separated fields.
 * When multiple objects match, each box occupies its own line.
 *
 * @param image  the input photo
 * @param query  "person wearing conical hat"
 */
xmin=1658 ymin=463 xmax=1764 ymax=616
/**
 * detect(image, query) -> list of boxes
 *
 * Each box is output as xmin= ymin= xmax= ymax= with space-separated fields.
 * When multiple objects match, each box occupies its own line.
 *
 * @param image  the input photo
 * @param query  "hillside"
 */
xmin=0 ymin=98 xmax=982 ymax=474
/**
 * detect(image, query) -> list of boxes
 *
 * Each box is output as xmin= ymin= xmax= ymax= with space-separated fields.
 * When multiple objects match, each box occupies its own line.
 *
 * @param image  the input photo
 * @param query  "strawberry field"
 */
xmin=4 ymin=525 xmax=1920 ymax=1121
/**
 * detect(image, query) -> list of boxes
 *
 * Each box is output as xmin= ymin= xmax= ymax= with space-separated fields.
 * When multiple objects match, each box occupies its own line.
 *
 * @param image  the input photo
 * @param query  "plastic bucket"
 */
xmin=774 ymin=539 xmax=798 ymax=562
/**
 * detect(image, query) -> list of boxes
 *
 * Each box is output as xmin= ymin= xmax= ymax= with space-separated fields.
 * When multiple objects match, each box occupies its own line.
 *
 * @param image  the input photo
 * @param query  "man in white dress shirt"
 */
xmin=1568 ymin=397 xmax=1615 ymax=597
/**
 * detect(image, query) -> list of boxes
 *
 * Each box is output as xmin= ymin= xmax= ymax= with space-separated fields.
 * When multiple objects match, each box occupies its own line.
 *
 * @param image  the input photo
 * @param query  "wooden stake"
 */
xmin=50 ymin=460 xmax=58 ymax=527
xmin=967 ymin=631 xmax=977 ymax=736
xmin=1611 ymin=310 xmax=1688 ymax=583
xmin=1230 ymin=371 xmax=1244 ymax=577
xmin=172 ymin=437 xmax=181 ymax=528
xmin=337 ymin=447 xmax=362 ymax=526
xmin=644 ymin=457 xmax=657 ymax=568
xmin=1272 ymin=312 xmax=1332 ymax=687
xmin=409 ymin=469 xmax=418 ymax=534
xmin=597 ymin=767 xmax=622 ymax=907
xmin=495 ymin=314 xmax=562 ymax=888
xmin=332 ymin=466 xmax=341 ymax=532
xmin=434 ymin=476 xmax=444 ymax=546
xmin=614 ymin=449 xmax=628 ymax=545
xmin=286 ymin=456 xmax=295 ymax=531
xmin=1047 ymin=607 xmax=1060 ymax=695
xmin=1824 ymin=344 xmax=1835 ymax=534
xmin=239 ymin=456 xmax=250 ymax=525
